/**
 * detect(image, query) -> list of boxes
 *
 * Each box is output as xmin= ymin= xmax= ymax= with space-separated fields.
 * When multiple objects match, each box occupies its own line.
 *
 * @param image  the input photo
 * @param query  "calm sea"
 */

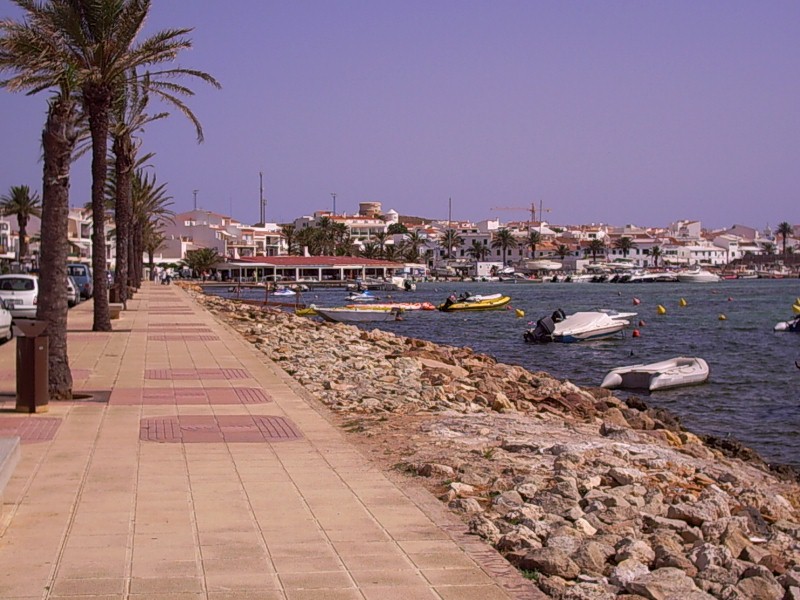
xmin=215 ymin=279 xmax=800 ymax=469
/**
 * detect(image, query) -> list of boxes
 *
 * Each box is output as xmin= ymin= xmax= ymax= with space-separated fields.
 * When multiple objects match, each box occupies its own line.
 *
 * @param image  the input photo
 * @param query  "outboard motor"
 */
xmin=552 ymin=308 xmax=566 ymax=323
xmin=524 ymin=315 xmax=556 ymax=344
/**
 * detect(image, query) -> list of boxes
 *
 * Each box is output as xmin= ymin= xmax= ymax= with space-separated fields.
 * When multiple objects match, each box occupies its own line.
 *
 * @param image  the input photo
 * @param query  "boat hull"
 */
xmin=315 ymin=307 xmax=403 ymax=323
xmin=438 ymin=296 xmax=511 ymax=311
xmin=601 ymin=357 xmax=709 ymax=390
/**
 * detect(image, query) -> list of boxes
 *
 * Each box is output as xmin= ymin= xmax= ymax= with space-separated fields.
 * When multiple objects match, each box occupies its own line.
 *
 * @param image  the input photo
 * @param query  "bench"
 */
xmin=109 ymin=303 xmax=123 ymax=320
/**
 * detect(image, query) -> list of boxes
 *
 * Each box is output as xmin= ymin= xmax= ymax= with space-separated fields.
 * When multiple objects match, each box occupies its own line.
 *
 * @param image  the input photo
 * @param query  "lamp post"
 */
xmin=330 ymin=192 xmax=337 ymax=216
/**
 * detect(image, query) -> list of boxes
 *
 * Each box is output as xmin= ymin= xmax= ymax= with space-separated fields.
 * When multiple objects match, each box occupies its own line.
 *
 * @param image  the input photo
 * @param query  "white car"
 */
xmin=0 ymin=274 xmax=38 ymax=319
xmin=67 ymin=276 xmax=80 ymax=307
xmin=0 ymin=299 xmax=12 ymax=342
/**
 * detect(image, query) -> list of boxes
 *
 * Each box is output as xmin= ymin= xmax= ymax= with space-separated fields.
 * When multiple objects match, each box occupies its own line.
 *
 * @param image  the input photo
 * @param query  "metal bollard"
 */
xmin=14 ymin=320 xmax=49 ymax=413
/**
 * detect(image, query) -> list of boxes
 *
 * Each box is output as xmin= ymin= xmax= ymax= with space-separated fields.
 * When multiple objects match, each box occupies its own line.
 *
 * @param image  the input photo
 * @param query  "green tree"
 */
xmin=280 ymin=224 xmax=297 ymax=255
xmin=587 ymin=239 xmax=606 ymax=262
xmin=555 ymin=244 xmax=570 ymax=259
xmin=491 ymin=228 xmax=518 ymax=266
xmin=373 ymin=231 xmax=389 ymax=257
xmin=183 ymin=247 xmax=220 ymax=275
xmin=761 ymin=241 xmax=776 ymax=255
xmin=466 ymin=240 xmax=490 ymax=261
xmin=387 ymin=222 xmax=407 ymax=235
xmin=400 ymin=231 xmax=425 ymax=261
xmin=132 ymin=168 xmax=173 ymax=284
xmin=359 ymin=241 xmax=380 ymax=259
xmin=0 ymin=185 xmax=41 ymax=259
xmin=55 ymin=0 xmax=218 ymax=331
xmin=525 ymin=230 xmax=542 ymax=259
xmin=614 ymin=236 xmax=636 ymax=258
xmin=650 ymin=245 xmax=663 ymax=267
xmin=777 ymin=222 xmax=794 ymax=256
xmin=0 ymin=6 xmax=85 ymax=399
xmin=439 ymin=228 xmax=463 ymax=259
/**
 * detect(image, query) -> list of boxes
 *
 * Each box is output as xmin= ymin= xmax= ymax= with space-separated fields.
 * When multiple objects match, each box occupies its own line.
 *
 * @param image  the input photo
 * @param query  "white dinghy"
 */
xmin=601 ymin=357 xmax=709 ymax=391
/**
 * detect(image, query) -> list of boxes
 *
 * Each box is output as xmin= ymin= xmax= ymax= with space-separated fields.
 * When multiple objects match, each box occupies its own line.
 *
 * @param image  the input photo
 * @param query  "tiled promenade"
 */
xmin=0 ymin=282 xmax=543 ymax=600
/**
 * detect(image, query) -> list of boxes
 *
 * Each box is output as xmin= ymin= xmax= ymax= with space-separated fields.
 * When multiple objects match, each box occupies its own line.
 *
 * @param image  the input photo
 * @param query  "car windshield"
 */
xmin=67 ymin=265 xmax=88 ymax=277
xmin=0 ymin=278 xmax=35 ymax=291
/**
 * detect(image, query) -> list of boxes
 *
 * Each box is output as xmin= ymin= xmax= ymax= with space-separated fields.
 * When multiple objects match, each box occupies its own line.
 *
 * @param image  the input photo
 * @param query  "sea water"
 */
xmin=217 ymin=279 xmax=800 ymax=468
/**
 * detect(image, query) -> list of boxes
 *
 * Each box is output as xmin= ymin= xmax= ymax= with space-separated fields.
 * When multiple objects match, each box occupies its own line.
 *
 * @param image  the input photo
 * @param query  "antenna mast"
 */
xmin=259 ymin=172 xmax=265 ymax=224
xmin=193 ymin=189 xmax=198 ymax=210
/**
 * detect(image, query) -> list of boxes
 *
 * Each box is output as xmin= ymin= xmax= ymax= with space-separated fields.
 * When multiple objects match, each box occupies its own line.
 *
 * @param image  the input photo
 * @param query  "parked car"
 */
xmin=0 ymin=299 xmax=12 ymax=342
xmin=67 ymin=263 xmax=93 ymax=299
xmin=67 ymin=276 xmax=80 ymax=307
xmin=0 ymin=274 xmax=38 ymax=319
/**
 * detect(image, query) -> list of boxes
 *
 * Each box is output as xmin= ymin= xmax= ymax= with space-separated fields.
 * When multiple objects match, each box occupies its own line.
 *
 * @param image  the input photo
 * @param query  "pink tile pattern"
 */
xmin=0 ymin=417 xmax=62 ymax=443
xmin=68 ymin=333 xmax=112 ymax=340
xmin=110 ymin=387 xmax=272 ymax=405
xmin=139 ymin=415 xmax=302 ymax=443
xmin=147 ymin=334 xmax=220 ymax=341
xmin=144 ymin=368 xmax=251 ymax=380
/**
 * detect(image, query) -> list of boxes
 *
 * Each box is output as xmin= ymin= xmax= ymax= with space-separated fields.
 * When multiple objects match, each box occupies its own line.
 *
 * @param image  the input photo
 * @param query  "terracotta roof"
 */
xmin=230 ymin=256 xmax=398 ymax=267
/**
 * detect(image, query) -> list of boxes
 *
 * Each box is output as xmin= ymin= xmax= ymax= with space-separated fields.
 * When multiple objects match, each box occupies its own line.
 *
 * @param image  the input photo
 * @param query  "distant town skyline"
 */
xmin=1 ymin=1 xmax=798 ymax=229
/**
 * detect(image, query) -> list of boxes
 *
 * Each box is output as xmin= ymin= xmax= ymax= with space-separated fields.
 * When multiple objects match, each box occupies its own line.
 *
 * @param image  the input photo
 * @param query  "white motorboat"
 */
xmin=601 ymin=357 xmax=710 ymax=391
xmin=774 ymin=315 xmax=800 ymax=332
xmin=524 ymin=309 xmax=635 ymax=343
xmin=677 ymin=268 xmax=721 ymax=283
xmin=346 ymin=291 xmax=377 ymax=302
xmin=315 ymin=306 xmax=404 ymax=323
xmin=272 ymin=287 xmax=296 ymax=296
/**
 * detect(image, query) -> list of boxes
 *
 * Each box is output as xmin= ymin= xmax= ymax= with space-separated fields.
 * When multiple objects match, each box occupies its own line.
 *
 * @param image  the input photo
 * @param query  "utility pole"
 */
xmin=193 ymin=189 xmax=198 ymax=210
xmin=330 ymin=192 xmax=337 ymax=216
xmin=259 ymin=172 xmax=265 ymax=224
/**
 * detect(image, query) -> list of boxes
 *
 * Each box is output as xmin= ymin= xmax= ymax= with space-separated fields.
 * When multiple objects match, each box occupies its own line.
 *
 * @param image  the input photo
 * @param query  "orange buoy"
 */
xmin=632 ymin=297 xmax=641 ymax=306
xmin=679 ymin=298 xmax=687 ymax=307
xmin=657 ymin=304 xmax=667 ymax=315
xmin=632 ymin=329 xmax=640 ymax=337
xmin=718 ymin=314 xmax=727 ymax=321
xmin=638 ymin=320 xmax=646 ymax=327
xmin=728 ymin=297 xmax=733 ymax=301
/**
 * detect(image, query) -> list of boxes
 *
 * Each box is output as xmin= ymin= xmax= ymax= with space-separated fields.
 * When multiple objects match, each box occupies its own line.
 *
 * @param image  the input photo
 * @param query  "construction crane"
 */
xmin=491 ymin=202 xmax=550 ymax=229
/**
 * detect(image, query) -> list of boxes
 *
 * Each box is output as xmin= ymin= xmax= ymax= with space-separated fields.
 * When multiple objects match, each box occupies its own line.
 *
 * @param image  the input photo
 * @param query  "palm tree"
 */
xmin=359 ymin=242 xmax=380 ymax=259
xmin=466 ymin=240 xmax=490 ymax=261
xmin=182 ymin=247 xmax=220 ymax=276
xmin=555 ymin=244 xmax=570 ymax=260
xmin=0 ymin=185 xmax=41 ymax=260
xmin=132 ymin=168 xmax=173 ymax=284
xmin=400 ymin=231 xmax=425 ymax=261
xmin=761 ymin=241 xmax=777 ymax=255
xmin=614 ymin=236 xmax=636 ymax=258
xmin=491 ymin=228 xmax=518 ymax=266
xmin=777 ymin=222 xmax=794 ymax=256
xmin=331 ymin=222 xmax=350 ymax=255
xmin=280 ymin=224 xmax=297 ymax=255
xmin=439 ymin=229 xmax=463 ymax=259
xmin=650 ymin=245 xmax=663 ymax=268
xmin=525 ymin=230 xmax=542 ymax=259
xmin=373 ymin=231 xmax=389 ymax=257
xmin=587 ymin=239 xmax=606 ymax=262
xmin=0 ymin=7 xmax=86 ymax=400
xmin=41 ymin=0 xmax=219 ymax=331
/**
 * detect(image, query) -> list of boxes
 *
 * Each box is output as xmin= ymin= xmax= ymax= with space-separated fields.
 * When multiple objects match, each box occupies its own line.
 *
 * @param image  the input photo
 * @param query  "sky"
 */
xmin=1 ymin=1 xmax=799 ymax=230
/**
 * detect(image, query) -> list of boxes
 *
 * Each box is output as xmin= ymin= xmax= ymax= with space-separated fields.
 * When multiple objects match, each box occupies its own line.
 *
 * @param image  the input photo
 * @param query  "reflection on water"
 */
xmin=214 ymin=279 xmax=800 ymax=468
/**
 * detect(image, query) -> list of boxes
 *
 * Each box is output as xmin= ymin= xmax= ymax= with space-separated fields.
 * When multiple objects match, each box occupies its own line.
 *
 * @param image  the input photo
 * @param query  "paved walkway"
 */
xmin=0 ymin=282 xmax=541 ymax=600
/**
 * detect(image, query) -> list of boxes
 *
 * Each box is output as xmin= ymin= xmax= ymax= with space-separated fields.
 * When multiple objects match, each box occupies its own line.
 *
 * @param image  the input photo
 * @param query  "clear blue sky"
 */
xmin=1 ymin=1 xmax=798 ymax=229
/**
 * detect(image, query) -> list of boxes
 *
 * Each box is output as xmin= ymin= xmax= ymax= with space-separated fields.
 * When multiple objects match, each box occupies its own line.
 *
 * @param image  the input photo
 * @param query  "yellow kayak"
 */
xmin=438 ymin=295 xmax=511 ymax=312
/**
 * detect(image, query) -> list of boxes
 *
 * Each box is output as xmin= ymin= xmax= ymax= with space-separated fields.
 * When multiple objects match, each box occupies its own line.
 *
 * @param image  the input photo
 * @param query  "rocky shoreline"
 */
xmin=189 ymin=286 xmax=800 ymax=600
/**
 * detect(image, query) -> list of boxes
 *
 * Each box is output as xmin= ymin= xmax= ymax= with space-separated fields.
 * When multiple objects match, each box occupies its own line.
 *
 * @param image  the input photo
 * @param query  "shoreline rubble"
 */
xmin=189 ymin=286 xmax=800 ymax=600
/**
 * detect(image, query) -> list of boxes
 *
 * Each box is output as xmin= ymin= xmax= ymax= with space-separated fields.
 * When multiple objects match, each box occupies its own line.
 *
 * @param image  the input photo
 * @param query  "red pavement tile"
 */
xmin=147 ymin=334 xmax=221 ymax=342
xmin=111 ymin=387 xmax=270 ymax=406
xmin=144 ymin=368 xmax=252 ymax=381
xmin=0 ymin=417 xmax=62 ymax=443
xmin=139 ymin=415 xmax=302 ymax=443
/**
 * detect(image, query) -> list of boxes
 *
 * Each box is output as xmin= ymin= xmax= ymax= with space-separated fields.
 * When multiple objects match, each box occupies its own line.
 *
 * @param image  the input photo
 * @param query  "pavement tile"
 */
xmin=50 ymin=577 xmax=125 ymax=596
xmin=279 ymin=571 xmax=355 ymax=590
xmin=129 ymin=576 xmax=204 ymax=594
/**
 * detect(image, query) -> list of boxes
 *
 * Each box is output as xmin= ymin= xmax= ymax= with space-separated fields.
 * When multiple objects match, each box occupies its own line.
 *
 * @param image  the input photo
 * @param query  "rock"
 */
xmin=448 ymin=497 xmax=483 ymax=514
xmin=575 ymin=518 xmax=598 ymax=537
xmin=689 ymin=543 xmax=734 ymax=571
xmin=448 ymin=482 xmax=476 ymax=496
xmin=733 ymin=575 xmax=785 ymax=600
xmin=518 ymin=547 xmax=581 ymax=580
xmin=609 ymin=558 xmax=650 ymax=588
xmin=626 ymin=567 xmax=709 ymax=599
xmin=608 ymin=467 xmax=644 ymax=486
xmin=615 ymin=538 xmax=655 ymax=565
xmin=418 ymin=463 xmax=455 ymax=478
xmin=667 ymin=502 xmax=720 ymax=527
xmin=496 ymin=525 xmax=542 ymax=552
xmin=468 ymin=514 xmax=501 ymax=544
xmin=572 ymin=539 xmax=615 ymax=575
xmin=720 ymin=523 xmax=751 ymax=559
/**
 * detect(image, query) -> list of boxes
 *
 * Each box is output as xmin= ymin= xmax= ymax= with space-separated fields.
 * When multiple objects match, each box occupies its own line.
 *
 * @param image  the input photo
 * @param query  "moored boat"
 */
xmin=346 ymin=290 xmax=378 ymax=302
xmin=774 ymin=315 xmax=800 ymax=332
xmin=438 ymin=294 xmax=511 ymax=312
xmin=314 ymin=306 xmax=404 ymax=323
xmin=676 ymin=268 xmax=721 ymax=283
xmin=601 ymin=357 xmax=710 ymax=391
xmin=524 ymin=309 xmax=635 ymax=343
xmin=345 ymin=302 xmax=435 ymax=311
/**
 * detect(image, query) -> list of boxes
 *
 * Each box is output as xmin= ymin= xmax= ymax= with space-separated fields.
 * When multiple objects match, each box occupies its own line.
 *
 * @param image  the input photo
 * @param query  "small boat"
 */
xmin=315 ymin=306 xmax=404 ymax=323
xmin=346 ymin=291 xmax=377 ymax=302
xmin=601 ymin=357 xmax=710 ymax=391
xmin=774 ymin=315 xmax=800 ymax=332
xmin=345 ymin=302 xmax=435 ymax=311
xmin=438 ymin=294 xmax=511 ymax=312
xmin=524 ymin=309 xmax=635 ymax=343
xmin=676 ymin=268 xmax=721 ymax=283
xmin=272 ymin=287 xmax=296 ymax=296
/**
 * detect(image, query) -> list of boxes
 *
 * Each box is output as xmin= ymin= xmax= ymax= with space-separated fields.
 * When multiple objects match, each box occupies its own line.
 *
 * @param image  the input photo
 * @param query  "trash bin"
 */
xmin=14 ymin=319 xmax=49 ymax=413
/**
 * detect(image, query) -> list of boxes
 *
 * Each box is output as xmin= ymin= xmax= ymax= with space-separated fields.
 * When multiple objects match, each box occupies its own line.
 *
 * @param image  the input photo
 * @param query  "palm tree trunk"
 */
xmin=86 ymin=91 xmax=112 ymax=331
xmin=18 ymin=216 xmax=28 ymax=259
xmin=112 ymin=133 xmax=132 ymax=308
xmin=38 ymin=94 xmax=77 ymax=400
